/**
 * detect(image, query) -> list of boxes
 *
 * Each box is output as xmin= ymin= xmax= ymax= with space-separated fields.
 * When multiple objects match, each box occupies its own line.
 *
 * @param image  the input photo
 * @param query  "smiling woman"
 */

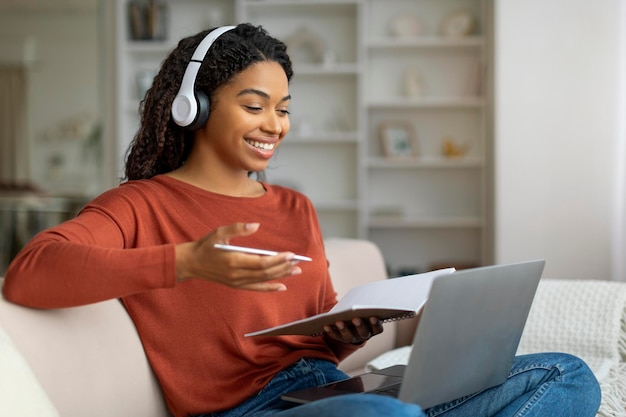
xmin=2 ymin=20 xmax=603 ymax=417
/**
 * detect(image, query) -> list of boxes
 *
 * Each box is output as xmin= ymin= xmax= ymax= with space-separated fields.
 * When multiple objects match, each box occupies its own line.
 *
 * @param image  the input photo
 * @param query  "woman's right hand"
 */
xmin=174 ymin=222 xmax=301 ymax=291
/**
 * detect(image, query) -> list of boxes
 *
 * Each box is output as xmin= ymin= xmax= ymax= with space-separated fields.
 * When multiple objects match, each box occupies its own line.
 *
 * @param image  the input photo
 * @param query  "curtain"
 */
xmin=0 ymin=66 xmax=29 ymax=184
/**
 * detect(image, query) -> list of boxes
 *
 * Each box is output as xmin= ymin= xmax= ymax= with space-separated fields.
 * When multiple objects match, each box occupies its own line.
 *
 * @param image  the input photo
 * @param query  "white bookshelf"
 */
xmin=113 ymin=0 xmax=493 ymax=276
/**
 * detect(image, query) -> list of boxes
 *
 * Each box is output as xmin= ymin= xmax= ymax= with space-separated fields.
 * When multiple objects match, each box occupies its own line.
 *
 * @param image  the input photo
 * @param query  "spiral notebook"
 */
xmin=244 ymin=268 xmax=455 ymax=337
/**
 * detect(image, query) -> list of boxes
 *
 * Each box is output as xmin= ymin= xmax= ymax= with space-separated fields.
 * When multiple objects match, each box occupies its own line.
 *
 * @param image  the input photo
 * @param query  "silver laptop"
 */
xmin=281 ymin=260 xmax=545 ymax=410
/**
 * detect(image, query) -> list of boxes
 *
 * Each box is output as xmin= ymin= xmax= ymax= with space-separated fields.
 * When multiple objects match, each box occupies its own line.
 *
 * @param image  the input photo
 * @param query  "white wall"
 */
xmin=494 ymin=0 xmax=624 ymax=279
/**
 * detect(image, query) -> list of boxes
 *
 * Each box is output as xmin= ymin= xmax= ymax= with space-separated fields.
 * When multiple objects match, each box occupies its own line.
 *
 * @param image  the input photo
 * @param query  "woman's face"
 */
xmin=202 ymin=61 xmax=291 ymax=175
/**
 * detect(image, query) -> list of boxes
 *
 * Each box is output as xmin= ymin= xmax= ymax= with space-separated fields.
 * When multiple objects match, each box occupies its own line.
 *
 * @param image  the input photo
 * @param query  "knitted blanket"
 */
xmin=365 ymin=279 xmax=626 ymax=417
xmin=516 ymin=280 xmax=626 ymax=417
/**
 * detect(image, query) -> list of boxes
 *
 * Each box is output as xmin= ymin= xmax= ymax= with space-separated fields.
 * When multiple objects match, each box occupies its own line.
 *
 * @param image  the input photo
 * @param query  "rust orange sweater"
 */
xmin=3 ymin=175 xmax=359 ymax=416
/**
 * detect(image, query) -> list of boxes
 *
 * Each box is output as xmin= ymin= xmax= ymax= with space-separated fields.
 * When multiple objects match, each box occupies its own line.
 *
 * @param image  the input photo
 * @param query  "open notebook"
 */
xmin=245 ymin=268 xmax=455 ymax=337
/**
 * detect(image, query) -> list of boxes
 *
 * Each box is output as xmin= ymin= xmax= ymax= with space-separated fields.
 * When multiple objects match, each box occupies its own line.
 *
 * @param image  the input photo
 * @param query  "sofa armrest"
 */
xmin=0 ymin=278 xmax=170 ymax=417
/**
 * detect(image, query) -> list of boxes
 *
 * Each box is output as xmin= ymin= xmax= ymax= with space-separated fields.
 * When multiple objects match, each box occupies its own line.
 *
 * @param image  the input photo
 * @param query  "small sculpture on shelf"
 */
xmin=442 ymin=137 xmax=470 ymax=158
xmin=439 ymin=11 xmax=476 ymax=38
xmin=285 ymin=27 xmax=327 ymax=65
xmin=404 ymin=66 xmax=426 ymax=97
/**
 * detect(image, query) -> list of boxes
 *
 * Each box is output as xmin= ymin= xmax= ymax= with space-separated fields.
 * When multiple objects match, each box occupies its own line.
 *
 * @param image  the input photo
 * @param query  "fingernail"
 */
xmin=290 ymin=267 xmax=302 ymax=276
xmin=245 ymin=223 xmax=260 ymax=231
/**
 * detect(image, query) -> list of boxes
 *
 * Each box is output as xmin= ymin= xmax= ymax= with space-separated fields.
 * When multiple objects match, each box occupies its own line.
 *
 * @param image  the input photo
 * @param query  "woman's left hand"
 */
xmin=323 ymin=317 xmax=383 ymax=344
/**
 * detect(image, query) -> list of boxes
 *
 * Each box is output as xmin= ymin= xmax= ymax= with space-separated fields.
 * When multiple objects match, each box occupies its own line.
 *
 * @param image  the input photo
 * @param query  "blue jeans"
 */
xmin=197 ymin=353 xmax=600 ymax=417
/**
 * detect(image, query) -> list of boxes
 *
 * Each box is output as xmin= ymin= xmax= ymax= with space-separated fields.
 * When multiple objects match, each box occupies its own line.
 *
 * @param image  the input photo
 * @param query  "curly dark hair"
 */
xmin=123 ymin=23 xmax=293 ymax=181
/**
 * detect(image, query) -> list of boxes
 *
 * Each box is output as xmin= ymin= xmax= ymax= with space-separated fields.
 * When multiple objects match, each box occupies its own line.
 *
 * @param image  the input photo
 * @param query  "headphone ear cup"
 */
xmin=185 ymin=90 xmax=210 ymax=131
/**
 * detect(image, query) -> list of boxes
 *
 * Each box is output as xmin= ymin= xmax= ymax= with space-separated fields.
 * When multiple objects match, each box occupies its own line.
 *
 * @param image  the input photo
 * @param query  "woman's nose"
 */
xmin=261 ymin=112 xmax=285 ymax=134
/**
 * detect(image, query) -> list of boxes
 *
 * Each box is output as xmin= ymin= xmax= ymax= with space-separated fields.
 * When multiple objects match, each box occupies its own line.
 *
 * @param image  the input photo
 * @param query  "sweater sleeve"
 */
xmin=2 ymin=204 xmax=177 ymax=309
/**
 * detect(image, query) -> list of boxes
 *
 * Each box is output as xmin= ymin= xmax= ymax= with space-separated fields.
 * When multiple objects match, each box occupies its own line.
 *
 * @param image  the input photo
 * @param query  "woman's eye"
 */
xmin=245 ymin=106 xmax=262 ymax=112
xmin=278 ymin=109 xmax=290 ymax=115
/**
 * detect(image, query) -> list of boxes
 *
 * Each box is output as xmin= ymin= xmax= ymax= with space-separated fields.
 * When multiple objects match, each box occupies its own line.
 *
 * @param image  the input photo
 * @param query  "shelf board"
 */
xmin=367 ymin=36 xmax=484 ymax=49
xmin=368 ymin=216 xmax=483 ymax=229
xmin=367 ymin=156 xmax=484 ymax=168
xmin=368 ymin=97 xmax=484 ymax=108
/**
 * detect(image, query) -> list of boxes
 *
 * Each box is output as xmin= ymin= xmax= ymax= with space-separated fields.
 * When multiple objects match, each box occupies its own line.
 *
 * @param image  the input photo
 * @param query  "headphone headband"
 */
xmin=171 ymin=25 xmax=236 ymax=129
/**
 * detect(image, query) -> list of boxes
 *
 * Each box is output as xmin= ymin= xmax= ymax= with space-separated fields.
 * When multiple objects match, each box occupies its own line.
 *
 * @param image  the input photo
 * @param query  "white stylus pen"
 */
xmin=213 ymin=244 xmax=312 ymax=262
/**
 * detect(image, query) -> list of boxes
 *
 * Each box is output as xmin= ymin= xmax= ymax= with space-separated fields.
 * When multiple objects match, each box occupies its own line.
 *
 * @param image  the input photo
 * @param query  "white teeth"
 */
xmin=246 ymin=140 xmax=275 ymax=150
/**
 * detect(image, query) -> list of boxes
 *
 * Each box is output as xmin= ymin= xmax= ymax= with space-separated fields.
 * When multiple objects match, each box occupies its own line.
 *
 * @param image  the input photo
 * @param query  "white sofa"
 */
xmin=0 ymin=238 xmax=397 ymax=417
xmin=1 ymin=238 xmax=625 ymax=417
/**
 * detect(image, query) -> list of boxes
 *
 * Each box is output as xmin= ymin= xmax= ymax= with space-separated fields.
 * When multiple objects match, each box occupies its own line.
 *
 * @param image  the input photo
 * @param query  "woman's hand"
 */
xmin=174 ymin=222 xmax=301 ymax=291
xmin=323 ymin=317 xmax=384 ymax=345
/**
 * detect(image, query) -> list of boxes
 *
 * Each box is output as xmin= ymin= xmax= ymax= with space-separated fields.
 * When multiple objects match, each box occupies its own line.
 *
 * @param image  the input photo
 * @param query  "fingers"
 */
xmin=323 ymin=317 xmax=383 ymax=344
xmin=213 ymin=222 xmax=260 ymax=244
xmin=239 ymin=281 xmax=288 ymax=292
xmin=176 ymin=222 xmax=304 ymax=291
xmin=219 ymin=254 xmax=302 ymax=289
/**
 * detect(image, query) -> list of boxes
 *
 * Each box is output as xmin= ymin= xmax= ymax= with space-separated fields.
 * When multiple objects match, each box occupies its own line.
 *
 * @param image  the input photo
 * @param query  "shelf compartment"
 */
xmin=367 ymin=106 xmax=485 ymax=159
xmin=267 ymin=143 xmax=358 ymax=204
xmin=367 ymin=0 xmax=485 ymax=40
xmin=289 ymin=76 xmax=358 ymax=133
xmin=367 ymin=168 xmax=483 ymax=219
xmin=242 ymin=1 xmax=359 ymax=66
xmin=369 ymin=227 xmax=484 ymax=276
xmin=367 ymin=45 xmax=484 ymax=100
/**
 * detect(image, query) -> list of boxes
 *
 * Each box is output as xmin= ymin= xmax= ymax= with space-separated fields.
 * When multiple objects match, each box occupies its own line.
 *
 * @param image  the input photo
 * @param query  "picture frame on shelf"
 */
xmin=378 ymin=121 xmax=418 ymax=159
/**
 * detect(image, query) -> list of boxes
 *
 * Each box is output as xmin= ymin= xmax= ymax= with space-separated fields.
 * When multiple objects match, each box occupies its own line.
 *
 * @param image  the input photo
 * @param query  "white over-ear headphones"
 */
xmin=171 ymin=25 xmax=236 ymax=130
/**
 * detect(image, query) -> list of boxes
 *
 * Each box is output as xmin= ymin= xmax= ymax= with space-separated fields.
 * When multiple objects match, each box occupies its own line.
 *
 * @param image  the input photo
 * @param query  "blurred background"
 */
xmin=0 ymin=0 xmax=624 ymax=282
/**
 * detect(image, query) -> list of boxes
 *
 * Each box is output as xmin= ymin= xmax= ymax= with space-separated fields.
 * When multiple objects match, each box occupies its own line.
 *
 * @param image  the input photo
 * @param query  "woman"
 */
xmin=3 ymin=23 xmax=600 ymax=417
